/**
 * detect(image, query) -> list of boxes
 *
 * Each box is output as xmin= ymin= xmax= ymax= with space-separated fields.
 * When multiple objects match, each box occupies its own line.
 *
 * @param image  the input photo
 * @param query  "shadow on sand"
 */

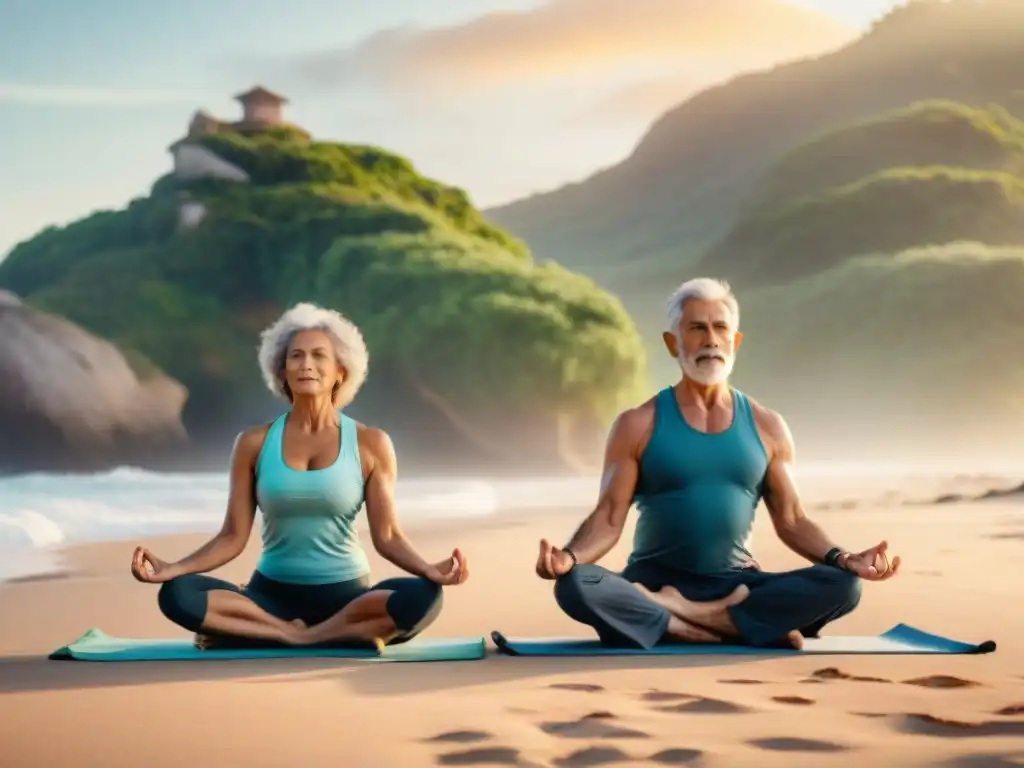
xmin=0 ymin=647 xmax=773 ymax=696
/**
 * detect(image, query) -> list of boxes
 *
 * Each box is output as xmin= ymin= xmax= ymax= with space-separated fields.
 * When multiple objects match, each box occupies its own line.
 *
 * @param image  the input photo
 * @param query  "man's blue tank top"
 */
xmin=628 ymin=387 xmax=768 ymax=576
xmin=253 ymin=410 xmax=370 ymax=584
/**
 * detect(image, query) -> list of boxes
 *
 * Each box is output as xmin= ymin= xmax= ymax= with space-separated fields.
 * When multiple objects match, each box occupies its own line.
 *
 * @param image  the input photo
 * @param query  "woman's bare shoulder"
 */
xmin=233 ymin=422 xmax=275 ymax=462
xmin=353 ymin=421 xmax=394 ymax=456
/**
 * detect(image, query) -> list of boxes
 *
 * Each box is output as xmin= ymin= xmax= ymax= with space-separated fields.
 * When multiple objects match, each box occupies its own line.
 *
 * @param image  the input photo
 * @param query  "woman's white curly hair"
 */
xmin=257 ymin=302 xmax=369 ymax=407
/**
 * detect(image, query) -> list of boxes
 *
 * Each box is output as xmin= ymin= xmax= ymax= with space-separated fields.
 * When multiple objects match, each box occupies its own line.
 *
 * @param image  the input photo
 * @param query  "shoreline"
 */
xmin=2 ymin=469 xmax=1020 ymax=585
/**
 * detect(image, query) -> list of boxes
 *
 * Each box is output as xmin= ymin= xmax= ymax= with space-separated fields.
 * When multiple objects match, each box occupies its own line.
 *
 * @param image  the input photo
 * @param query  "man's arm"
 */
xmin=759 ymin=409 xmax=848 ymax=566
xmin=562 ymin=406 xmax=649 ymax=565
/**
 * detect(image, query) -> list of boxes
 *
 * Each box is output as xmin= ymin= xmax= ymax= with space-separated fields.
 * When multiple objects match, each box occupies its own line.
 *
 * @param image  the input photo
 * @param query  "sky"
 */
xmin=0 ymin=0 xmax=905 ymax=260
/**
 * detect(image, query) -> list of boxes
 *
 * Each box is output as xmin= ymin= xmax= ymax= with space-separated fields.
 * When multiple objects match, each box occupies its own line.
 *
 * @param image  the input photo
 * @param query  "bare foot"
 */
xmin=643 ymin=584 xmax=750 ymax=620
xmin=633 ymin=583 xmax=749 ymax=641
xmin=283 ymin=619 xmax=309 ymax=646
xmin=665 ymin=617 xmax=723 ymax=644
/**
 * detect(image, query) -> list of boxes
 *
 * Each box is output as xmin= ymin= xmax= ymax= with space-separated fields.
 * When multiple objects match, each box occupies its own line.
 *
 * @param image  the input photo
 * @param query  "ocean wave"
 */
xmin=5 ymin=461 xmax=1014 ymax=583
xmin=0 ymin=469 xmax=600 ymax=580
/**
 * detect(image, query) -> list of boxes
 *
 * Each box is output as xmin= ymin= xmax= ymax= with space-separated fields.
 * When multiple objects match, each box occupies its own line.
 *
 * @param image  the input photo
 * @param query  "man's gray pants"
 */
xmin=554 ymin=562 xmax=862 ymax=649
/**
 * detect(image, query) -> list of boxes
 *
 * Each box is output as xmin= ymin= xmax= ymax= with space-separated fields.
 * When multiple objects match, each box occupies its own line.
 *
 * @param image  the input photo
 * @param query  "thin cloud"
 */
xmin=291 ymin=0 xmax=856 ymax=91
xmin=0 ymin=83 xmax=206 ymax=107
xmin=569 ymin=76 xmax=700 ymax=126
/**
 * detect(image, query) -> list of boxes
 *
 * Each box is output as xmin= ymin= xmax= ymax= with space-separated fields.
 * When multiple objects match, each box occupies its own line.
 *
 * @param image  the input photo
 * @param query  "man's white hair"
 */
xmin=257 ymin=302 xmax=369 ymax=407
xmin=666 ymin=277 xmax=740 ymax=333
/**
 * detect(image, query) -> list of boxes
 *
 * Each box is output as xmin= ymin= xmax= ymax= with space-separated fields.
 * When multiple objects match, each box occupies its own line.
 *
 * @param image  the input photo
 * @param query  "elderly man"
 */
xmin=535 ymin=278 xmax=900 ymax=649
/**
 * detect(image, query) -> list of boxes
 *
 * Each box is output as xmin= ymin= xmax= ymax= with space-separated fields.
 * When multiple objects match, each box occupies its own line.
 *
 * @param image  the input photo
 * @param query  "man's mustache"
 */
xmin=692 ymin=349 xmax=727 ymax=363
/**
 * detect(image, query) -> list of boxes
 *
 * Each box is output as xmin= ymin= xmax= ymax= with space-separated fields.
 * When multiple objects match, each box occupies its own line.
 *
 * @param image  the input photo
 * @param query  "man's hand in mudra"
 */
xmin=841 ymin=541 xmax=900 ymax=581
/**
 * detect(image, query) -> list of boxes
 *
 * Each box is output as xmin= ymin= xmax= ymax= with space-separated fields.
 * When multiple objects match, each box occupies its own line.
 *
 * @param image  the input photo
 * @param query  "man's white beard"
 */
xmin=681 ymin=347 xmax=735 ymax=385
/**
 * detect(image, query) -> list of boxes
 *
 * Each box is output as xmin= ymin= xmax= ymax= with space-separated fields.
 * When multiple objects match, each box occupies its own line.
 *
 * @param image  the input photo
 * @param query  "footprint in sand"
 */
xmin=748 ymin=737 xmax=849 ymax=753
xmin=551 ymin=746 xmax=632 ymax=767
xmin=435 ymin=746 xmax=523 ymax=766
xmin=549 ymin=683 xmax=606 ymax=693
xmin=944 ymin=752 xmax=1024 ymax=767
xmin=642 ymin=691 xmax=693 ymax=702
xmin=642 ymin=690 xmax=751 ymax=714
xmin=772 ymin=695 xmax=815 ymax=706
xmin=540 ymin=711 xmax=651 ymax=740
xmin=809 ymin=667 xmax=891 ymax=683
xmin=947 ymin=757 xmax=1023 ymax=768
xmin=902 ymin=675 xmax=981 ymax=690
xmin=427 ymin=731 xmax=494 ymax=745
xmin=648 ymin=747 xmax=705 ymax=765
xmin=894 ymin=713 xmax=1024 ymax=738
xmin=995 ymin=704 xmax=1024 ymax=716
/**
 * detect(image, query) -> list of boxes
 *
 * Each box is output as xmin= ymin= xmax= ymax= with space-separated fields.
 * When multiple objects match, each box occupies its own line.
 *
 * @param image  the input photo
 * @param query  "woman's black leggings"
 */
xmin=157 ymin=570 xmax=443 ymax=644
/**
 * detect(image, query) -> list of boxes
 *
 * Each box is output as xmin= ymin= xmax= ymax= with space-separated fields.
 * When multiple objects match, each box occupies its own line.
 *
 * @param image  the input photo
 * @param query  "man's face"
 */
xmin=662 ymin=299 xmax=742 ymax=385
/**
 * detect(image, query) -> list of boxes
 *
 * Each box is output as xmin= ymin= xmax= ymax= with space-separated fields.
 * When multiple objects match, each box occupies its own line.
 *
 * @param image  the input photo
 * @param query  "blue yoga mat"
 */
xmin=491 ymin=624 xmax=996 ymax=657
xmin=49 ymin=628 xmax=487 ymax=662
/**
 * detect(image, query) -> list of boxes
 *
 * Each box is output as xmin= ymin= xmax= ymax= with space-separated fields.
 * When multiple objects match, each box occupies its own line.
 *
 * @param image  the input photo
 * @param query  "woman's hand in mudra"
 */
xmin=131 ymin=545 xmax=176 ymax=584
xmin=426 ymin=548 xmax=469 ymax=585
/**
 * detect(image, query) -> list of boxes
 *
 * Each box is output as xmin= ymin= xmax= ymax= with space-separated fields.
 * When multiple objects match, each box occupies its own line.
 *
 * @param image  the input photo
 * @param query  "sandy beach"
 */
xmin=1 ymin=476 xmax=1022 ymax=768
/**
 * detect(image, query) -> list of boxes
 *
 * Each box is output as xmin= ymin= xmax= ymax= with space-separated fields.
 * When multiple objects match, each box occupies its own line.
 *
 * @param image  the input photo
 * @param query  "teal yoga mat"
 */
xmin=491 ymin=624 xmax=996 ymax=657
xmin=49 ymin=628 xmax=487 ymax=662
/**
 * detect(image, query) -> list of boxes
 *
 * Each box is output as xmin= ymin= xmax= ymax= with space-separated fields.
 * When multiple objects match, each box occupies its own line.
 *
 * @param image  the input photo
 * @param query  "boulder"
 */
xmin=0 ymin=293 xmax=189 ymax=473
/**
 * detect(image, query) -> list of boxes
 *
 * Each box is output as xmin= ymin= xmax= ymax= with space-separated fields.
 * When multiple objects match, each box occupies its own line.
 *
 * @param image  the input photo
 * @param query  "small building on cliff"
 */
xmin=168 ymin=86 xmax=305 ymax=229
xmin=168 ymin=86 xmax=299 ymax=183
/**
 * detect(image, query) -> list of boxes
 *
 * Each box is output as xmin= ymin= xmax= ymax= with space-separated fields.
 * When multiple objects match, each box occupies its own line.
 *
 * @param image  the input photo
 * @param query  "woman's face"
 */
xmin=282 ymin=329 xmax=343 ymax=402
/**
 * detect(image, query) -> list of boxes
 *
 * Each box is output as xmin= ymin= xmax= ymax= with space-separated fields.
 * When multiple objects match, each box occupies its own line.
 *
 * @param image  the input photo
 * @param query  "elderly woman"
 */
xmin=130 ymin=302 xmax=468 ymax=649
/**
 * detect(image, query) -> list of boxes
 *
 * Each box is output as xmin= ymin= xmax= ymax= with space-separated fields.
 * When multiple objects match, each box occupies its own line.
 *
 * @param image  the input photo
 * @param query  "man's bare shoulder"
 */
xmin=608 ymin=397 xmax=657 ymax=449
xmin=745 ymin=395 xmax=793 ymax=450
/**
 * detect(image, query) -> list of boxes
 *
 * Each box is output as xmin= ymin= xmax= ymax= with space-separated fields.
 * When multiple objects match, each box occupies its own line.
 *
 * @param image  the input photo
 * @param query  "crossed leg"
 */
xmin=158 ymin=574 xmax=305 ymax=645
xmin=553 ymin=564 xmax=736 ymax=649
xmin=554 ymin=564 xmax=862 ymax=649
xmin=296 ymin=576 xmax=444 ymax=647
xmin=157 ymin=573 xmax=443 ymax=648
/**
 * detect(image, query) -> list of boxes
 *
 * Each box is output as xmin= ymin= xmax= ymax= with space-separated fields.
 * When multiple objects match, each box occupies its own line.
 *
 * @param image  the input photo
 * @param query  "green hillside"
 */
xmin=728 ymin=242 xmax=1024 ymax=460
xmin=487 ymin=0 xmax=1024 ymax=292
xmin=745 ymin=100 xmax=1024 ymax=209
xmin=701 ymin=164 xmax=1024 ymax=285
xmin=0 ymin=125 xmax=646 ymax=471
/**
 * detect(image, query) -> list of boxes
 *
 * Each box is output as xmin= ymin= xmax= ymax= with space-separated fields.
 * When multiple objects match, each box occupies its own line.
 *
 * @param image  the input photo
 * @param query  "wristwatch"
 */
xmin=823 ymin=547 xmax=849 ymax=570
xmin=563 ymin=547 xmax=578 ymax=572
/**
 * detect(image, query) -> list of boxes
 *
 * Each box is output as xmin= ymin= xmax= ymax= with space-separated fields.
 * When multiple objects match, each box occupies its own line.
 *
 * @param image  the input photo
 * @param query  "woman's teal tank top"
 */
xmin=253 ymin=410 xmax=370 ymax=584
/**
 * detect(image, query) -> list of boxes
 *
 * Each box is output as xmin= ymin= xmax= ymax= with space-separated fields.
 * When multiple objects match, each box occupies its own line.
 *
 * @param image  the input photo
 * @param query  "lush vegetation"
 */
xmin=488 ymin=0 xmax=1024 ymax=436
xmin=488 ymin=0 xmax=1024 ymax=292
xmin=702 ymin=162 xmax=1024 ymax=285
xmin=728 ymin=242 xmax=1024 ymax=460
xmin=745 ymin=100 xmax=1024 ymax=209
xmin=622 ymin=98 xmax=1024 ymax=394
xmin=0 ymin=128 xmax=646 ymax=468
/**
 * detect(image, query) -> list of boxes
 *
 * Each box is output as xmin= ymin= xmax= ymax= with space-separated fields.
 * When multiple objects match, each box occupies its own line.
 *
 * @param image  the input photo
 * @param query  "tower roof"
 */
xmin=234 ymin=86 xmax=288 ymax=105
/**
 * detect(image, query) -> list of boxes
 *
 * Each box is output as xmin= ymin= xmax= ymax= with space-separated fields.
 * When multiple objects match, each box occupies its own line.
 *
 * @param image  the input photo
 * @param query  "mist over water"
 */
xmin=0 ymin=468 xmax=602 ymax=582
xmin=1 ymin=459 xmax=1020 ymax=582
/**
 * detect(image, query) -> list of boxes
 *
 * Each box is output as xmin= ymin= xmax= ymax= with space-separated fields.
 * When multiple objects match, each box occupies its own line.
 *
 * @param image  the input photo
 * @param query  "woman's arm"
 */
xmin=361 ymin=426 xmax=441 ymax=580
xmin=163 ymin=428 xmax=264 ymax=579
